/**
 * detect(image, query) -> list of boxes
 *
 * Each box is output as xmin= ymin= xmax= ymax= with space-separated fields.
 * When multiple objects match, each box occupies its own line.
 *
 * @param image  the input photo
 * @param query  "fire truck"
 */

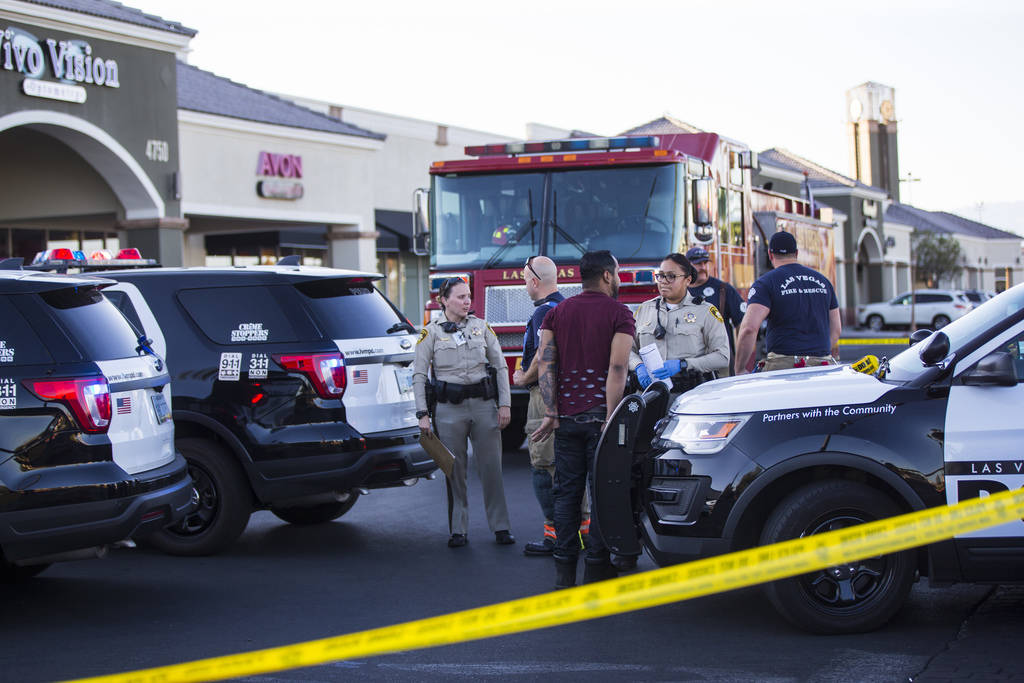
xmin=413 ymin=133 xmax=835 ymax=447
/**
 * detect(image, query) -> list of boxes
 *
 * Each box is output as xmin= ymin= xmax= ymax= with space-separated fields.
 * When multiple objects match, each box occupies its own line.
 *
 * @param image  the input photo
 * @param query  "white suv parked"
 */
xmin=857 ymin=289 xmax=972 ymax=331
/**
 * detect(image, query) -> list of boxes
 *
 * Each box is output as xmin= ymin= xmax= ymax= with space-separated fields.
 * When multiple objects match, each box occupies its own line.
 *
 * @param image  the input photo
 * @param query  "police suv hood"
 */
xmin=670 ymin=365 xmax=892 ymax=415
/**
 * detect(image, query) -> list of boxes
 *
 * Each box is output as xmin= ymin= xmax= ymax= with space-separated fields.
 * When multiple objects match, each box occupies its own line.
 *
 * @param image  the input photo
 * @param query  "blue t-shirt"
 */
xmin=748 ymin=263 xmax=837 ymax=356
xmin=521 ymin=291 xmax=565 ymax=373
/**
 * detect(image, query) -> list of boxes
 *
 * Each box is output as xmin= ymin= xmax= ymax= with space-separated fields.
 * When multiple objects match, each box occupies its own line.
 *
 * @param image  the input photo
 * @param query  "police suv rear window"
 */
xmin=177 ymin=286 xmax=311 ymax=345
xmin=0 ymin=296 xmax=52 ymax=365
xmin=40 ymin=286 xmax=141 ymax=361
xmin=294 ymin=279 xmax=405 ymax=340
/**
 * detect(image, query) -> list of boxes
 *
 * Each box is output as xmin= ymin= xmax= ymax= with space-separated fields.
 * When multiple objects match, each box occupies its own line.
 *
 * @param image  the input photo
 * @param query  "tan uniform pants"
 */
xmin=762 ymin=352 xmax=837 ymax=372
xmin=435 ymin=397 xmax=511 ymax=536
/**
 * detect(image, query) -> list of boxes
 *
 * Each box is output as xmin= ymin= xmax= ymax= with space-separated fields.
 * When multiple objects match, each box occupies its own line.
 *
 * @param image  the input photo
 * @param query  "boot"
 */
xmin=553 ymin=554 xmax=578 ymax=590
xmin=524 ymin=522 xmax=556 ymax=556
xmin=582 ymin=556 xmax=619 ymax=584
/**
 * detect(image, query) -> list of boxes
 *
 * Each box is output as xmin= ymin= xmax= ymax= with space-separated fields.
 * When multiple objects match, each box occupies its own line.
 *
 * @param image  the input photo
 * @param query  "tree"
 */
xmin=912 ymin=231 xmax=962 ymax=288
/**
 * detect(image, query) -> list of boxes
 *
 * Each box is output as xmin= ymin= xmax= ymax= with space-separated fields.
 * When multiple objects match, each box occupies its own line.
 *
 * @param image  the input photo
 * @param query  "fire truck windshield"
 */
xmin=432 ymin=164 xmax=683 ymax=269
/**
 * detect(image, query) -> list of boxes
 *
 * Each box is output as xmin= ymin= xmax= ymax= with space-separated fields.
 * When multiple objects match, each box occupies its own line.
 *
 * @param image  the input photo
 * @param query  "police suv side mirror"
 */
xmin=918 ymin=331 xmax=950 ymax=366
xmin=691 ymin=178 xmax=716 ymax=243
xmin=909 ymin=328 xmax=932 ymax=345
xmin=961 ymin=351 xmax=1018 ymax=386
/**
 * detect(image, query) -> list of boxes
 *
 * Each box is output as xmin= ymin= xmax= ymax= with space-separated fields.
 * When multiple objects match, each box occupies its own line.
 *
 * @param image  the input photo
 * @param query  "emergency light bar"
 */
xmin=465 ymin=136 xmax=660 ymax=157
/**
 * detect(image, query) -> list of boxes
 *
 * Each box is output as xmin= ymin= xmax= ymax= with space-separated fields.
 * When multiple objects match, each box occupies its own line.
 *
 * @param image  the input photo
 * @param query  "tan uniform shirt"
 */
xmin=629 ymin=294 xmax=730 ymax=374
xmin=413 ymin=315 xmax=511 ymax=412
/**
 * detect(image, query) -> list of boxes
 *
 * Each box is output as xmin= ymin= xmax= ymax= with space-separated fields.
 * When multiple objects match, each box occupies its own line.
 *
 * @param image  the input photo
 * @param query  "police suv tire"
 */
xmin=271 ymin=492 xmax=360 ymax=525
xmin=0 ymin=561 xmax=49 ymax=582
xmin=932 ymin=314 xmax=951 ymax=330
xmin=148 ymin=438 xmax=252 ymax=556
xmin=502 ymin=418 xmax=526 ymax=452
xmin=759 ymin=480 xmax=915 ymax=634
xmin=866 ymin=314 xmax=884 ymax=332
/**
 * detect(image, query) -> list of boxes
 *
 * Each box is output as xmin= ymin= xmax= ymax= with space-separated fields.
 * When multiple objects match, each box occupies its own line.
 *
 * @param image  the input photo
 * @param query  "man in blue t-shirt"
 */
xmin=686 ymin=246 xmax=746 ymax=375
xmin=735 ymin=231 xmax=841 ymax=373
xmin=512 ymin=255 xmax=572 ymax=556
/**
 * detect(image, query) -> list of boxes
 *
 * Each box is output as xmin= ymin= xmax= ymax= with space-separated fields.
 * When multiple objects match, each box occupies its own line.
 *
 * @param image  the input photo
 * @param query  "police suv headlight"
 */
xmin=658 ymin=414 xmax=749 ymax=454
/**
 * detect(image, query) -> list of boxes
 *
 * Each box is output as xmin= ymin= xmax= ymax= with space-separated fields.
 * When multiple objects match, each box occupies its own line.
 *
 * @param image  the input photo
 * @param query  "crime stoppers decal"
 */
xmin=0 ymin=340 xmax=13 ymax=363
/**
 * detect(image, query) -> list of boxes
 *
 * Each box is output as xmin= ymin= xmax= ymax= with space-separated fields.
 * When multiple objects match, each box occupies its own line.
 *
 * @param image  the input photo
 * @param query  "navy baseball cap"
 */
xmin=769 ymin=231 xmax=798 ymax=254
xmin=685 ymin=246 xmax=710 ymax=263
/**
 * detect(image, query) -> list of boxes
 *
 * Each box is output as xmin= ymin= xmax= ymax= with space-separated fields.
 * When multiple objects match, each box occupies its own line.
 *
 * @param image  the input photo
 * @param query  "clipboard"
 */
xmin=418 ymin=430 xmax=455 ymax=478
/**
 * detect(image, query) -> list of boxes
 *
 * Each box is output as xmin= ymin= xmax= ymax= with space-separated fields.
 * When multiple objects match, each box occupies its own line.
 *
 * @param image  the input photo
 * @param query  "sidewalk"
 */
xmin=912 ymin=585 xmax=1024 ymax=681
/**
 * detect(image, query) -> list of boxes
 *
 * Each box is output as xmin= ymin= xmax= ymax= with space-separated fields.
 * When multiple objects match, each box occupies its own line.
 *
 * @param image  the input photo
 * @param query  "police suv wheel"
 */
xmin=271 ymin=492 xmax=360 ymax=525
xmin=866 ymin=315 xmax=884 ymax=332
xmin=759 ymin=480 xmax=915 ymax=634
xmin=148 ymin=438 xmax=252 ymax=556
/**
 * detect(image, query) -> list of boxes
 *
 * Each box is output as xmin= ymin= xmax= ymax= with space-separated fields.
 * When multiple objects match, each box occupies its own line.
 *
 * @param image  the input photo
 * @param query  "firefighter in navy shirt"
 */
xmin=735 ymin=231 xmax=841 ymax=373
xmin=686 ymin=246 xmax=746 ymax=375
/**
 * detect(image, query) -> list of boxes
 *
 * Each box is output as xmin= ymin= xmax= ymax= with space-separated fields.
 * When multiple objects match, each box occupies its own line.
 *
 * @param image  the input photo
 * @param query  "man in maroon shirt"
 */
xmin=531 ymin=250 xmax=635 ymax=588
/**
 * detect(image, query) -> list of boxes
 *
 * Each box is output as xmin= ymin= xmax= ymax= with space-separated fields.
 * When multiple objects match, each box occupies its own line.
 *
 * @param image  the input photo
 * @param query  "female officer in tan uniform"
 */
xmin=630 ymin=252 xmax=730 ymax=393
xmin=413 ymin=277 xmax=514 ymax=548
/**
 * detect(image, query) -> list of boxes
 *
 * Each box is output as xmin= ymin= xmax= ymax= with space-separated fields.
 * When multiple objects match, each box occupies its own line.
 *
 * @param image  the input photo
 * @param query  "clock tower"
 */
xmin=846 ymin=82 xmax=900 ymax=201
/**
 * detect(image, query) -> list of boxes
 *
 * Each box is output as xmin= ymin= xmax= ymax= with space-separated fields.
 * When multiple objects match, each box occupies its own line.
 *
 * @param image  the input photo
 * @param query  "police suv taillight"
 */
xmin=24 ymin=376 xmax=112 ymax=433
xmin=273 ymin=352 xmax=346 ymax=399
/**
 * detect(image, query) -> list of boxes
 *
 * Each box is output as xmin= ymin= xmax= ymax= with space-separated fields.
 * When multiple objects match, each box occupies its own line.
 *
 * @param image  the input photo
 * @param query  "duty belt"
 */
xmin=433 ymin=378 xmax=495 ymax=404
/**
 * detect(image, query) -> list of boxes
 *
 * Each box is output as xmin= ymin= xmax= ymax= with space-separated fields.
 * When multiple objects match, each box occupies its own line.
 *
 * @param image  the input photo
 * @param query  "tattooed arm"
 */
xmin=530 ymin=329 xmax=559 ymax=442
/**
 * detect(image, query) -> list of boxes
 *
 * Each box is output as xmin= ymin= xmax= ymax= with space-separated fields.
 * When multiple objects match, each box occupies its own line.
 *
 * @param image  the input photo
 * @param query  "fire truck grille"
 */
xmin=496 ymin=332 xmax=523 ymax=349
xmin=485 ymin=284 xmax=583 ymax=325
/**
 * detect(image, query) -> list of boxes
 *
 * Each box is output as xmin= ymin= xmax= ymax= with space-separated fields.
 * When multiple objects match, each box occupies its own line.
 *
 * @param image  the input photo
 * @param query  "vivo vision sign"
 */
xmin=3 ymin=27 xmax=120 ymax=104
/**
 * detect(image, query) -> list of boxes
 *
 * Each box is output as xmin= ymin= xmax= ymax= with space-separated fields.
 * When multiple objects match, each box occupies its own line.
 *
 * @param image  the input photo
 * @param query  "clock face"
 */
xmin=849 ymin=98 xmax=863 ymax=121
xmin=880 ymin=99 xmax=894 ymax=122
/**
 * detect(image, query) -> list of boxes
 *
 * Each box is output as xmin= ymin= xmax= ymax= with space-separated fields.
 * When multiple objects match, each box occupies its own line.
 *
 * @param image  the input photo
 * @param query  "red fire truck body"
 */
xmin=415 ymin=133 xmax=834 ymax=443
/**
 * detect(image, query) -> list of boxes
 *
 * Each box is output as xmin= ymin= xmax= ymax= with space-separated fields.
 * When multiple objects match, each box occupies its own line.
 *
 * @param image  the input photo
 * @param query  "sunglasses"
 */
xmin=524 ymin=256 xmax=541 ymax=281
xmin=439 ymin=277 xmax=466 ymax=298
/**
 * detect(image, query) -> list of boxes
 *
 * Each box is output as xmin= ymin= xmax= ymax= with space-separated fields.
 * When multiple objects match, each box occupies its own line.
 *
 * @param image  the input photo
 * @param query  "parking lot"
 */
xmin=3 ymin=445 xmax=1012 ymax=683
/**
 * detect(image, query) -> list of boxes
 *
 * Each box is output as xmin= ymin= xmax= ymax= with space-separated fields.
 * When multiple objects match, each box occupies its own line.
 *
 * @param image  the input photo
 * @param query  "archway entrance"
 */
xmin=856 ymin=229 xmax=883 ymax=305
xmin=0 ymin=111 xmax=167 ymax=261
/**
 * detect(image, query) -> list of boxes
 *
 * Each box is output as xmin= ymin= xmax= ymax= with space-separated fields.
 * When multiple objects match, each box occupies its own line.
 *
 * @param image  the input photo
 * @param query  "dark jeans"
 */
xmin=552 ymin=418 xmax=607 ymax=560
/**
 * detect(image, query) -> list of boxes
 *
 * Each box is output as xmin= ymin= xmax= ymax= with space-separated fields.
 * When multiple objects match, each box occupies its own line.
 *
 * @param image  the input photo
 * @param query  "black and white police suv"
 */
xmin=594 ymin=282 xmax=1024 ymax=634
xmin=0 ymin=265 xmax=192 ymax=580
xmin=100 ymin=264 xmax=434 ymax=556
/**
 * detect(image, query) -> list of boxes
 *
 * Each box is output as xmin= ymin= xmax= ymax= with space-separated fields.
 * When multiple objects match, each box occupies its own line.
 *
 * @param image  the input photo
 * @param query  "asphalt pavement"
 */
xmin=1 ymin=441 xmax=1018 ymax=682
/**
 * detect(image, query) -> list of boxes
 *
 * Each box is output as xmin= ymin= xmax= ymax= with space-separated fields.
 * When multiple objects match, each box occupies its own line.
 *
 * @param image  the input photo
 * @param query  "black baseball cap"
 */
xmin=685 ymin=247 xmax=710 ymax=263
xmin=769 ymin=231 xmax=798 ymax=254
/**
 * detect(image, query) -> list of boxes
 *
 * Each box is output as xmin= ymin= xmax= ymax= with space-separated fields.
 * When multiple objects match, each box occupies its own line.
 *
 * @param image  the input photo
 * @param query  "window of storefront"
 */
xmin=203 ymin=230 xmax=326 ymax=267
xmin=0 ymin=228 xmax=119 ymax=260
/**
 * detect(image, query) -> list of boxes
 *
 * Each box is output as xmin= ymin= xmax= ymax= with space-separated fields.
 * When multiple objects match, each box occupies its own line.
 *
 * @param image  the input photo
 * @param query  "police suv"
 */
xmin=100 ymin=264 xmax=434 ymax=556
xmin=0 ymin=265 xmax=192 ymax=580
xmin=594 ymin=282 xmax=1024 ymax=633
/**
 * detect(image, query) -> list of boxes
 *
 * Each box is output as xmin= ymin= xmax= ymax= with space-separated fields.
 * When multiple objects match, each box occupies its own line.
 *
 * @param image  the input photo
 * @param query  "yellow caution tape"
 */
xmin=850 ymin=354 xmax=880 ymax=375
xmin=66 ymin=487 xmax=1024 ymax=683
xmin=837 ymin=338 xmax=909 ymax=345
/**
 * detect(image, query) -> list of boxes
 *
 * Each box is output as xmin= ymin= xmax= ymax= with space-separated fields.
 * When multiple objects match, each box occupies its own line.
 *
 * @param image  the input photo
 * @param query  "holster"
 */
xmin=671 ymin=369 xmax=716 ymax=394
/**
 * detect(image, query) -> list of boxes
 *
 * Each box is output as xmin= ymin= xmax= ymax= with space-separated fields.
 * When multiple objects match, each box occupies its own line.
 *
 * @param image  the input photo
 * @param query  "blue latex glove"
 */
xmin=635 ymin=363 xmax=653 ymax=388
xmin=652 ymin=358 xmax=686 ymax=379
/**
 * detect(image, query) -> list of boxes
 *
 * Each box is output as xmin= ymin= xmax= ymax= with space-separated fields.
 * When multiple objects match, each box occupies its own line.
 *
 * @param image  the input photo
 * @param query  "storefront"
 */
xmin=0 ymin=2 xmax=191 ymax=264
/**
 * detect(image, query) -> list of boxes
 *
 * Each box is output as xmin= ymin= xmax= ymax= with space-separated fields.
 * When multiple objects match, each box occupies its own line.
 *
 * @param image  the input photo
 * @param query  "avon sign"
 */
xmin=257 ymin=152 xmax=303 ymax=178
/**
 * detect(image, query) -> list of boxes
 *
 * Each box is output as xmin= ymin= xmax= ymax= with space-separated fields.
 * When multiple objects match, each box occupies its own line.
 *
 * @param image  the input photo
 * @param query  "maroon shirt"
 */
xmin=540 ymin=290 xmax=635 ymax=416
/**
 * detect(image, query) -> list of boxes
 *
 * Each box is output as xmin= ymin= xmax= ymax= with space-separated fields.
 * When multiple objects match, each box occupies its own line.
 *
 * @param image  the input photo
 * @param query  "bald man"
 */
xmin=513 ymin=256 xmax=589 ymax=555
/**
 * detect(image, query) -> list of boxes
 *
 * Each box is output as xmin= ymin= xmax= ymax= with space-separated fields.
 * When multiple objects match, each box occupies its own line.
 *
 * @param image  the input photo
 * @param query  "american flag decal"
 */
xmin=116 ymin=396 xmax=132 ymax=414
xmin=352 ymin=369 xmax=369 ymax=384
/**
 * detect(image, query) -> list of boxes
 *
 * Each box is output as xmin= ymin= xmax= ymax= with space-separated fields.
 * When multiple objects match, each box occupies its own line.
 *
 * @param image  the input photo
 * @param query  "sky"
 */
xmin=128 ymin=0 xmax=1024 ymax=232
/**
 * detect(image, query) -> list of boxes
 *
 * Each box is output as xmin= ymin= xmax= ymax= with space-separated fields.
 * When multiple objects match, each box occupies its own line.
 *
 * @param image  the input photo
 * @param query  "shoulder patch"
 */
xmin=708 ymin=305 xmax=724 ymax=323
xmin=485 ymin=323 xmax=496 ymax=337
xmin=417 ymin=328 xmax=429 ymax=344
